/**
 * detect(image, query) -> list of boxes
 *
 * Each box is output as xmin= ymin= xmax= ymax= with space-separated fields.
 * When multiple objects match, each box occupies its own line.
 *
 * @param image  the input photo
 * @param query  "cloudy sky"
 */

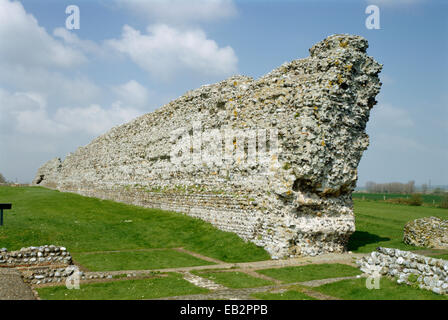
xmin=0 ymin=0 xmax=446 ymax=187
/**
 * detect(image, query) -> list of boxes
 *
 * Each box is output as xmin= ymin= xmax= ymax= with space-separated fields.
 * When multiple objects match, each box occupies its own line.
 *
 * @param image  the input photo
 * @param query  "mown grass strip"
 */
xmin=73 ymin=249 xmax=215 ymax=271
xmin=314 ymin=277 xmax=448 ymax=300
xmin=256 ymin=264 xmax=361 ymax=284
xmin=0 ymin=186 xmax=270 ymax=263
xmin=192 ymin=270 xmax=273 ymax=288
xmin=252 ymin=290 xmax=316 ymax=300
xmin=37 ymin=272 xmax=207 ymax=300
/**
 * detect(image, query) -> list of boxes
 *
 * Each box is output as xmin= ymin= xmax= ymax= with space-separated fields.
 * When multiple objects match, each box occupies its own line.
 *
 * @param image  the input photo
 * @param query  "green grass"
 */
xmin=314 ymin=277 xmax=448 ymax=300
xmin=256 ymin=264 xmax=361 ymax=283
xmin=37 ymin=272 xmax=207 ymax=300
xmin=352 ymin=192 xmax=444 ymax=205
xmin=435 ymin=254 xmax=448 ymax=260
xmin=73 ymin=249 xmax=215 ymax=271
xmin=349 ymin=200 xmax=448 ymax=253
xmin=0 ymin=186 xmax=270 ymax=263
xmin=252 ymin=290 xmax=316 ymax=300
xmin=192 ymin=270 xmax=273 ymax=288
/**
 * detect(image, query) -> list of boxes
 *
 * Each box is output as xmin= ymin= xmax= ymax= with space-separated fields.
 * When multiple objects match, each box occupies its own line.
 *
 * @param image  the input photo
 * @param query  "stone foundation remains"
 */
xmin=33 ymin=34 xmax=382 ymax=258
xmin=357 ymin=247 xmax=448 ymax=295
xmin=403 ymin=217 xmax=448 ymax=249
xmin=0 ymin=246 xmax=74 ymax=285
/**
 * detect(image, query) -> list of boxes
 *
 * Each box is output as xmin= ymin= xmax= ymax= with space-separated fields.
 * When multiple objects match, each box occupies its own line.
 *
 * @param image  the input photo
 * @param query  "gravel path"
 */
xmin=0 ymin=268 xmax=36 ymax=300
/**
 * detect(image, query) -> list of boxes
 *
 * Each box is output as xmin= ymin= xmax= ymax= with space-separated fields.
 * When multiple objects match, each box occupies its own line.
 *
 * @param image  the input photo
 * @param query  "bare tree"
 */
xmin=365 ymin=180 xmax=416 ymax=194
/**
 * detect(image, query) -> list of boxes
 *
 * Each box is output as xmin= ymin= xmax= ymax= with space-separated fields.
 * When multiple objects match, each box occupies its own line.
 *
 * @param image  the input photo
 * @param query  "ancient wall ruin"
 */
xmin=33 ymin=34 xmax=382 ymax=259
xmin=357 ymin=247 xmax=448 ymax=295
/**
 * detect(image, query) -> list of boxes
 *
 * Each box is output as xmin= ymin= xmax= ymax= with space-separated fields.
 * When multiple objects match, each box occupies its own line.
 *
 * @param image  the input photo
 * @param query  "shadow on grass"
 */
xmin=347 ymin=231 xmax=390 ymax=251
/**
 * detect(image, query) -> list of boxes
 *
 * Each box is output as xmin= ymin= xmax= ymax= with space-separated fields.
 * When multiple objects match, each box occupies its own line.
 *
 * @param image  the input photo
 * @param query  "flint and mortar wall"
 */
xmin=357 ymin=247 xmax=448 ymax=295
xmin=0 ymin=246 xmax=74 ymax=285
xmin=0 ymin=245 xmax=72 ymax=266
xmin=33 ymin=34 xmax=382 ymax=258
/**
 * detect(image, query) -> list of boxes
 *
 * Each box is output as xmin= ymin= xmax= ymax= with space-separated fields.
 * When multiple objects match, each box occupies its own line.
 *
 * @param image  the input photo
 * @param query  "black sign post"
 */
xmin=0 ymin=204 xmax=12 ymax=226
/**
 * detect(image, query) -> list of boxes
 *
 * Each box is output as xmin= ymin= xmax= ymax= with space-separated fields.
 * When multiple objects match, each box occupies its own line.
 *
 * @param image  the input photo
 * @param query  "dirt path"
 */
xmin=0 ymin=268 xmax=36 ymax=300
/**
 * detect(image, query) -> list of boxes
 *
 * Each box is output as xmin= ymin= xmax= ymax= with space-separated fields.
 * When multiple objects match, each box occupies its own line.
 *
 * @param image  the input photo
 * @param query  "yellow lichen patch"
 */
xmin=337 ymin=74 xmax=344 ymax=85
xmin=314 ymin=106 xmax=318 ymax=110
xmin=233 ymin=110 xmax=238 ymax=117
xmin=321 ymin=140 xmax=326 ymax=146
xmin=339 ymin=40 xmax=348 ymax=48
xmin=345 ymin=64 xmax=353 ymax=72
xmin=233 ymin=81 xmax=238 ymax=86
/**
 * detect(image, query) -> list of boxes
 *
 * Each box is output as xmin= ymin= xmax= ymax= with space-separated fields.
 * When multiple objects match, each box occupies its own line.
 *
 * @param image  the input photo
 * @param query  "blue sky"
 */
xmin=0 ymin=0 xmax=446 ymax=187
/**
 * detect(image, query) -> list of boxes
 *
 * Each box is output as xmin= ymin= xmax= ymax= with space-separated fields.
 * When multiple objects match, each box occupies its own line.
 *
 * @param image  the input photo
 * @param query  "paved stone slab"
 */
xmin=0 ymin=268 xmax=36 ymax=300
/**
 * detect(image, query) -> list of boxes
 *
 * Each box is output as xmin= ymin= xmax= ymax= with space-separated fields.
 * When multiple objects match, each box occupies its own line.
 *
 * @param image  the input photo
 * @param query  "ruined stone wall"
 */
xmin=33 ymin=34 xmax=382 ymax=259
xmin=357 ymin=247 xmax=448 ymax=295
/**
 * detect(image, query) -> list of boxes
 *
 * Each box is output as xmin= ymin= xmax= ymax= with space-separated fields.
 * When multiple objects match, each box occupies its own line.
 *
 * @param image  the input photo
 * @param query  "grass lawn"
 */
xmin=352 ymin=193 xmax=444 ymax=205
xmin=0 ymin=186 xmax=270 ymax=263
xmin=349 ymin=200 xmax=448 ymax=253
xmin=192 ymin=270 xmax=274 ymax=288
xmin=314 ymin=277 xmax=448 ymax=300
xmin=252 ymin=290 xmax=316 ymax=300
xmin=37 ymin=272 xmax=207 ymax=300
xmin=256 ymin=264 xmax=361 ymax=283
xmin=73 ymin=249 xmax=215 ymax=271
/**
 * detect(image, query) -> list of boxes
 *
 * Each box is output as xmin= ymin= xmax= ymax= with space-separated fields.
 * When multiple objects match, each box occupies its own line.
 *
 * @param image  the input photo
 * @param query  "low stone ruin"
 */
xmin=33 ymin=34 xmax=382 ymax=258
xmin=357 ymin=247 xmax=448 ymax=295
xmin=403 ymin=217 xmax=448 ymax=249
xmin=0 ymin=245 xmax=72 ymax=266
xmin=0 ymin=245 xmax=74 ymax=285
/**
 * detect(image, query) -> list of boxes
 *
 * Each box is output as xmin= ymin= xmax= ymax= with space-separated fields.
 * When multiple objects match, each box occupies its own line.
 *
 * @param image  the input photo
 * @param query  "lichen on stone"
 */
xmin=33 ymin=34 xmax=382 ymax=259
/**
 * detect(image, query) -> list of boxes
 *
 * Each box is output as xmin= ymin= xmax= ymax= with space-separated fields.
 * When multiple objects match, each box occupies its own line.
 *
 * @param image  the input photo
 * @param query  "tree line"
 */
xmin=365 ymin=181 xmax=416 ymax=194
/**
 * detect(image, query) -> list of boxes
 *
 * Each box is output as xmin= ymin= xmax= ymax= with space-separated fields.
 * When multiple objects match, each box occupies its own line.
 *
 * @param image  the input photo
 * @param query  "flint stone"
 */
xmin=32 ymin=34 xmax=382 ymax=259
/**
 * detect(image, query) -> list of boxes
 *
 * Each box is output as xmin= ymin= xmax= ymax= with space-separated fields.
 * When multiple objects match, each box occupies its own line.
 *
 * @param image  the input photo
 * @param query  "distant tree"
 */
xmin=365 ymin=181 xmax=376 ymax=193
xmin=421 ymin=184 xmax=428 ymax=194
xmin=408 ymin=194 xmax=423 ymax=206
xmin=441 ymin=194 xmax=448 ymax=209
xmin=0 ymin=173 xmax=6 ymax=184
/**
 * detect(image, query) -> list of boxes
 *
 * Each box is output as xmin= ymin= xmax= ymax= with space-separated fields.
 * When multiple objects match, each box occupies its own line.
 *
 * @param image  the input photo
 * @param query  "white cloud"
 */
xmin=0 ymin=63 xmax=102 ymax=107
xmin=370 ymin=103 xmax=414 ymax=128
xmin=53 ymin=27 xmax=104 ymax=57
xmin=0 ymin=86 xmax=141 ymax=136
xmin=107 ymin=24 xmax=238 ymax=79
xmin=0 ymin=0 xmax=86 ymax=69
xmin=116 ymin=0 xmax=237 ymax=24
xmin=113 ymin=80 xmax=150 ymax=108
xmin=54 ymin=102 xmax=141 ymax=135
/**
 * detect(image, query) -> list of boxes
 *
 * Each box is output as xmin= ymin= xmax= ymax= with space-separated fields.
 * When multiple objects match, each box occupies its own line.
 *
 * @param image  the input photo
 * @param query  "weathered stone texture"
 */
xmin=357 ymin=247 xmax=448 ymax=295
xmin=33 ymin=34 xmax=382 ymax=258
xmin=403 ymin=217 xmax=448 ymax=249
